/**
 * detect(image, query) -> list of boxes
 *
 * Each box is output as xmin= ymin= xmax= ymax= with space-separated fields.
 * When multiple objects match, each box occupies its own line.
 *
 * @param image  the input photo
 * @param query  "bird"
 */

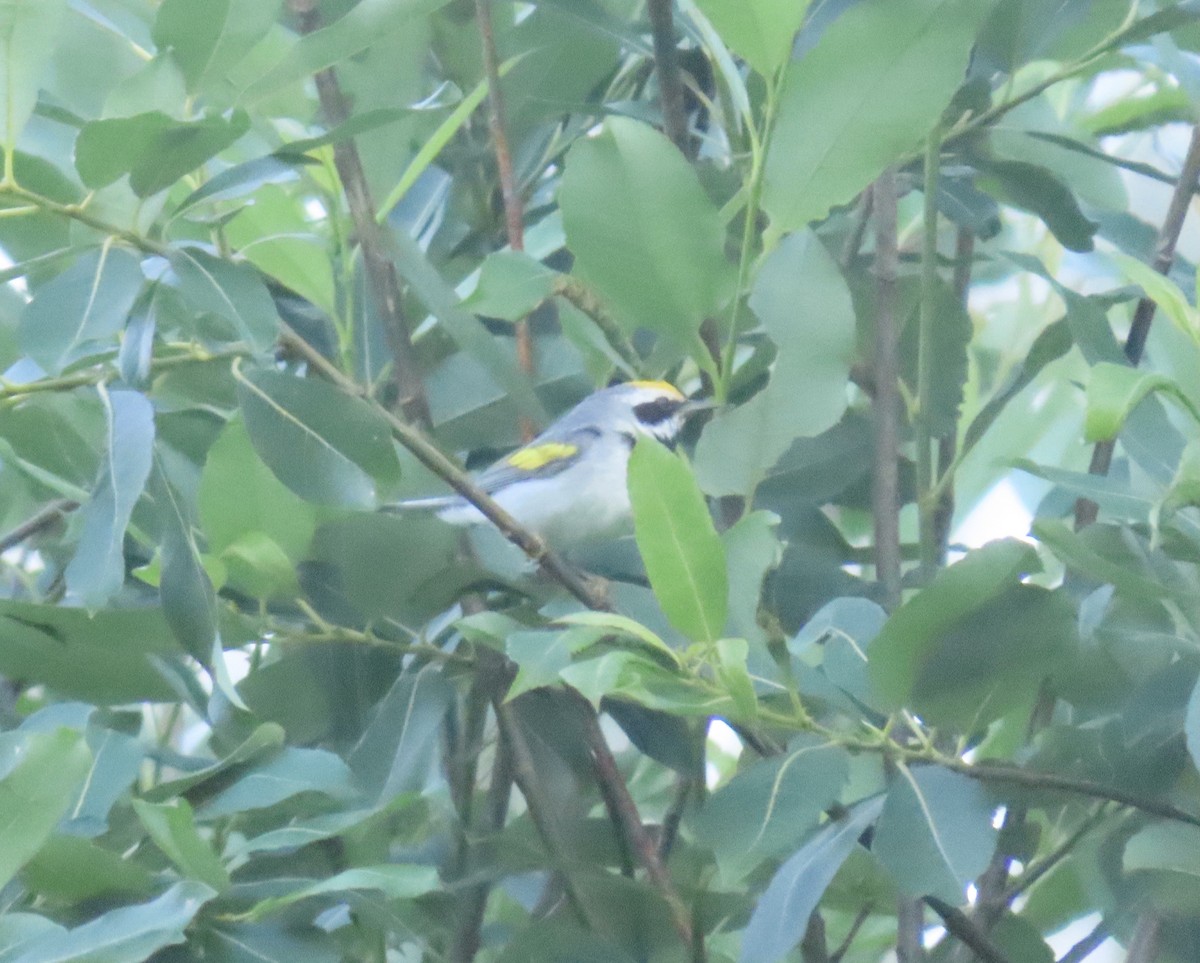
xmin=390 ymin=381 xmax=709 ymax=545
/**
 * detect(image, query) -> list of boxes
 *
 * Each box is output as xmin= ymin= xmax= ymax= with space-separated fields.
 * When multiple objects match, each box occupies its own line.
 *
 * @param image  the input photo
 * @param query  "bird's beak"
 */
xmin=680 ymin=398 xmax=717 ymax=418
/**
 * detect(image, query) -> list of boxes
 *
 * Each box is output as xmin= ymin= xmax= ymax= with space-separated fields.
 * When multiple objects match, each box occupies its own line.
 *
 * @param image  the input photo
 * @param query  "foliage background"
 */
xmin=5 ymin=0 xmax=1200 ymax=961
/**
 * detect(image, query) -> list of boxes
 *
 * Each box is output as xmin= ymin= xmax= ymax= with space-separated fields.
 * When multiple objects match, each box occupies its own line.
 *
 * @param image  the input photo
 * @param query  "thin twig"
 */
xmin=1003 ymin=804 xmax=1111 ymax=903
xmin=276 ymin=324 xmax=609 ymax=610
xmin=288 ymin=0 xmax=430 ymax=428
xmin=473 ymin=0 xmax=535 ymax=439
xmin=578 ymin=700 xmax=694 ymax=945
xmin=1076 ymin=123 xmax=1200 ymax=528
xmin=830 ymin=903 xmax=875 ymax=963
xmin=0 ymin=499 xmax=78 ymax=554
xmin=1057 ymin=919 xmax=1108 ymax=963
xmin=915 ymin=128 xmax=942 ymax=576
xmin=871 ymin=169 xmax=903 ymax=612
xmin=646 ymin=0 xmax=690 ymax=154
xmin=923 ymin=898 xmax=1012 ymax=963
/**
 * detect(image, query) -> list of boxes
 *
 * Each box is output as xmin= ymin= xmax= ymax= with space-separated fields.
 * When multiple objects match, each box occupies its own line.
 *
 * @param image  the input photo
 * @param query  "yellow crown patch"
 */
xmin=628 ymin=380 xmax=684 ymax=399
xmin=507 ymin=442 xmax=578 ymax=471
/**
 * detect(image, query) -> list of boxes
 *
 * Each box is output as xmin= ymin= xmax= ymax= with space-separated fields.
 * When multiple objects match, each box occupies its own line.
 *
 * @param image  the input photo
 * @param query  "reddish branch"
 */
xmin=287 ymin=0 xmax=431 ymax=428
xmin=646 ymin=0 xmax=690 ymax=153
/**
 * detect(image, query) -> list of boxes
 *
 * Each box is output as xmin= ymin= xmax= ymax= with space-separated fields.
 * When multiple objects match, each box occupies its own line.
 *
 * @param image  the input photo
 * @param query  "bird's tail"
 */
xmin=379 ymin=496 xmax=460 ymax=513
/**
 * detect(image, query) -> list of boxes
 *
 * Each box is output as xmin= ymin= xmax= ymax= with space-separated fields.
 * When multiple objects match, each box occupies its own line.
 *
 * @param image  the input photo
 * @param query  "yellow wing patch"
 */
xmin=507 ymin=442 xmax=579 ymax=471
xmin=628 ymin=380 xmax=684 ymax=399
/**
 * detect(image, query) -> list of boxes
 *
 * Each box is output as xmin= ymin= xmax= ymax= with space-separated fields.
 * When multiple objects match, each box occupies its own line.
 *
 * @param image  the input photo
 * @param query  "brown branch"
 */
xmin=646 ymin=0 xmax=690 ymax=154
xmin=1057 ymin=919 xmax=1108 ymax=963
xmin=473 ymin=0 xmax=535 ymax=439
xmin=896 ymin=896 xmax=926 ymax=963
xmin=551 ymin=277 xmax=641 ymax=373
xmin=923 ymin=898 xmax=1012 ymax=963
xmin=1075 ymin=123 xmax=1200 ymax=528
xmin=578 ymin=700 xmax=695 ymax=946
xmin=276 ymin=324 xmax=608 ymax=610
xmin=0 ymin=499 xmax=78 ymax=555
xmin=287 ymin=0 xmax=430 ymax=428
xmin=830 ymin=904 xmax=874 ymax=963
xmin=871 ymin=170 xmax=903 ymax=612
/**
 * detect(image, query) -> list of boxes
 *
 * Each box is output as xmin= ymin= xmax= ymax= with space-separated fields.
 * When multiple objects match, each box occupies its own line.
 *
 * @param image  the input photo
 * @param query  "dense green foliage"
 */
xmin=5 ymin=1 xmax=1200 ymax=961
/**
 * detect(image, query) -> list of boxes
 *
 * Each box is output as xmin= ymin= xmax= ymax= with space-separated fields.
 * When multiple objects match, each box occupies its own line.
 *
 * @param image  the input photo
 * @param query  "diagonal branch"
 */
xmin=287 ymin=0 xmax=431 ymax=429
xmin=276 ymin=323 xmax=607 ymax=609
xmin=1075 ymin=123 xmax=1200 ymax=528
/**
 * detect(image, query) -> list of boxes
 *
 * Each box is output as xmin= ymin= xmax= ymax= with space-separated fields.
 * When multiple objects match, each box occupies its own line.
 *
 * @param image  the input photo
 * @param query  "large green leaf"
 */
xmin=0 ymin=0 xmax=68 ymax=146
xmin=868 ymin=539 xmax=1074 ymax=728
xmin=695 ymin=230 xmax=856 ymax=497
xmin=19 ymin=247 xmax=145 ymax=374
xmin=740 ymin=797 xmax=884 ymax=963
xmin=240 ymin=865 xmax=440 ymax=921
xmin=65 ymin=389 xmax=155 ymax=609
xmin=628 ymin=437 xmax=728 ymax=643
xmin=7 ymin=881 xmax=216 ymax=963
xmin=1085 ymin=362 xmax=1200 ymax=442
xmin=74 ymin=110 xmax=252 ymax=196
xmin=235 ymin=365 xmax=401 ymax=508
xmin=0 ymin=728 xmax=91 ymax=890
xmin=694 ymin=0 xmax=811 ymax=76
xmin=197 ymin=747 xmax=358 ymax=818
xmin=167 ymin=248 xmax=280 ymax=351
xmin=560 ymin=116 xmax=734 ymax=342
xmin=132 ymin=798 xmax=229 ymax=892
xmin=762 ymin=0 xmax=989 ymax=230
xmin=873 ymin=765 xmax=997 ymax=903
xmin=0 ymin=601 xmax=182 ymax=704
xmin=153 ymin=0 xmax=281 ymax=94
xmin=691 ymin=735 xmax=849 ymax=882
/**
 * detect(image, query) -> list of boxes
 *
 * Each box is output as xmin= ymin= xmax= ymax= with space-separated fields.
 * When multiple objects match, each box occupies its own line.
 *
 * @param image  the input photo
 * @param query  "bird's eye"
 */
xmin=634 ymin=398 xmax=683 ymax=425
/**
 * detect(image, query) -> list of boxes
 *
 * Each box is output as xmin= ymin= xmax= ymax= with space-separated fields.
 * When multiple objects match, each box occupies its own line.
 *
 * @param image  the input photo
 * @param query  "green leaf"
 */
xmin=561 ymin=116 xmax=733 ymax=342
xmin=1085 ymin=362 xmax=1200 ymax=442
xmin=695 ymin=230 xmax=856 ymax=496
xmin=199 ymin=418 xmax=317 ymax=562
xmin=873 ymin=766 xmax=997 ymax=903
xmin=8 ymin=880 xmax=216 ymax=963
xmin=691 ymin=735 xmax=849 ymax=882
xmin=868 ymin=535 xmax=1075 ymax=725
xmin=234 ymin=365 xmax=401 ymax=508
xmin=1112 ymin=252 xmax=1200 ymax=347
xmin=628 ymin=437 xmax=728 ymax=643
xmin=240 ymin=864 xmax=440 ymax=921
xmin=167 ymin=247 xmax=280 ymax=351
xmin=740 ymin=797 xmax=884 ymax=963
xmin=150 ymin=458 xmax=219 ymax=661
xmin=144 ymin=723 xmax=285 ymax=802
xmin=62 ymin=725 xmax=145 ymax=837
xmin=506 ymin=627 xmax=598 ymax=700
xmin=65 ymin=389 xmax=155 ymax=609
xmin=348 ymin=668 xmax=455 ymax=800
xmin=763 ymin=0 xmax=989 ymax=231
xmin=74 ymin=110 xmax=252 ymax=196
xmin=0 ymin=0 xmax=68 ymax=146
xmin=694 ymin=0 xmax=812 ymax=76
xmin=0 ymin=601 xmax=182 ymax=704
xmin=19 ymin=246 xmax=145 ymax=374
xmin=239 ymin=0 xmax=448 ymax=102
xmin=132 ymin=798 xmax=230 ymax=892
xmin=1123 ymin=822 xmax=1200 ymax=914
xmin=153 ymin=0 xmax=281 ymax=94
xmin=22 ymin=835 xmax=154 ymax=902
xmin=225 ymin=184 xmax=336 ymax=316
xmin=722 ymin=511 xmax=782 ymax=645
xmin=197 ymin=747 xmax=358 ymax=818
xmin=464 ymin=250 xmax=557 ymax=322
xmin=0 ymin=728 xmax=91 ymax=890
xmin=555 ymin=611 xmax=682 ymax=666
xmin=976 ymin=159 xmax=1097 ymax=252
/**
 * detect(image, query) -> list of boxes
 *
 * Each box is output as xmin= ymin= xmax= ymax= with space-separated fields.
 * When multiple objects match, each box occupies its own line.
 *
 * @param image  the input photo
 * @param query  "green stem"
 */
xmin=916 ymin=127 xmax=941 ymax=574
xmin=718 ymin=70 xmax=780 ymax=401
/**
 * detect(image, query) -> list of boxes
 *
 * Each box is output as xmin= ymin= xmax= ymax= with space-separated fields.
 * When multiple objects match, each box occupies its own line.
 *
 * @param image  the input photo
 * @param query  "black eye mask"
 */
xmin=633 ymin=397 xmax=684 ymax=426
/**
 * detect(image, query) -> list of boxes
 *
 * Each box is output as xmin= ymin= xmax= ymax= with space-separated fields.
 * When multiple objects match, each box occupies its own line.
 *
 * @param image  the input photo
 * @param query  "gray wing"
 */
xmin=470 ymin=425 xmax=599 ymax=494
